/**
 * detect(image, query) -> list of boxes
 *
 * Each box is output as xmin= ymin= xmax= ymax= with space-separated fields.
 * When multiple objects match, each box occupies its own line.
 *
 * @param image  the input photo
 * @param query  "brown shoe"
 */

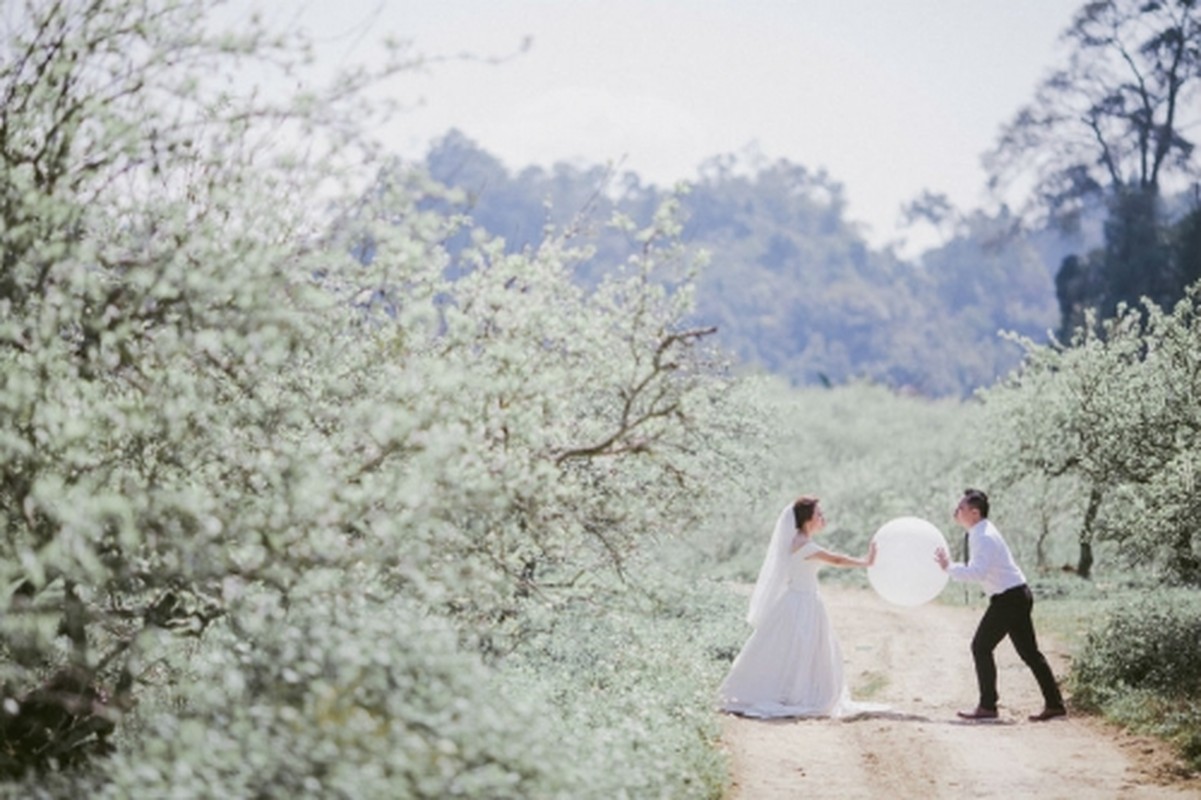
xmin=957 ymin=706 xmax=999 ymax=720
xmin=1028 ymin=707 xmax=1067 ymax=722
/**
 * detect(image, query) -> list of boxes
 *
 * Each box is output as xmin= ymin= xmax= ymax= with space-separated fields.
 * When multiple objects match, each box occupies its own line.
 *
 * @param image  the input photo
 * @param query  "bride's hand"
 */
xmin=865 ymin=540 xmax=878 ymax=567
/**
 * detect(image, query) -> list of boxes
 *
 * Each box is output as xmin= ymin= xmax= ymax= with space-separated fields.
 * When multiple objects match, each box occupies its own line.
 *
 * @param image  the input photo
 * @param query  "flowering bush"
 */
xmin=0 ymin=2 xmax=768 ymax=796
xmin=1070 ymin=590 xmax=1201 ymax=769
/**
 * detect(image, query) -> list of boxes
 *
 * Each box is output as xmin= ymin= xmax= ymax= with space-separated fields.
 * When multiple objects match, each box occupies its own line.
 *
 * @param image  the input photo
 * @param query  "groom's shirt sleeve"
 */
xmin=946 ymin=532 xmax=993 ymax=585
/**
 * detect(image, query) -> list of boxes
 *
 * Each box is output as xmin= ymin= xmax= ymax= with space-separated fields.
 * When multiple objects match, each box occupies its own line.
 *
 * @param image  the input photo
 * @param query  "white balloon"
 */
xmin=867 ymin=516 xmax=950 ymax=607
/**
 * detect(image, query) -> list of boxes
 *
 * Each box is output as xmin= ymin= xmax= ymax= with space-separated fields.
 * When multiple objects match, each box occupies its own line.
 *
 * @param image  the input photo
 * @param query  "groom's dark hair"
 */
xmin=962 ymin=488 xmax=990 ymax=518
xmin=793 ymin=496 xmax=820 ymax=530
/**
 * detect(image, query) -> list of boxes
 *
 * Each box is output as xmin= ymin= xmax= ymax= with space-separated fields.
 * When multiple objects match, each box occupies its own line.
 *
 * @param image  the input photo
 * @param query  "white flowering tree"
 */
xmin=0 ymin=2 xmax=763 ymax=795
xmin=978 ymin=292 xmax=1201 ymax=583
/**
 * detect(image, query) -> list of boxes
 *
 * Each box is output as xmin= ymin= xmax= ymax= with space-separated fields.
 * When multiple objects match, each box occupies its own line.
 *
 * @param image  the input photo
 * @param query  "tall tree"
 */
xmin=987 ymin=0 xmax=1201 ymax=323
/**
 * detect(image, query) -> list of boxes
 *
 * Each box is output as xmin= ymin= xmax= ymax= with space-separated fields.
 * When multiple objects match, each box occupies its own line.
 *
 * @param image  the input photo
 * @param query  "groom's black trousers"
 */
xmin=971 ymin=584 xmax=1064 ymax=711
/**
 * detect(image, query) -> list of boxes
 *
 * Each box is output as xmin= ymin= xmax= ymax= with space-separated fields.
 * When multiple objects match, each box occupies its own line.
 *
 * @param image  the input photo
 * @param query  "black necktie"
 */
xmin=962 ymin=532 xmax=971 ymax=603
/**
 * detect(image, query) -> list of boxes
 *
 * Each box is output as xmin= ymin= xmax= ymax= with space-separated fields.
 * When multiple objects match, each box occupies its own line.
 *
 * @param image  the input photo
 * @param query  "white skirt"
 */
xmin=719 ymin=588 xmax=871 ymax=718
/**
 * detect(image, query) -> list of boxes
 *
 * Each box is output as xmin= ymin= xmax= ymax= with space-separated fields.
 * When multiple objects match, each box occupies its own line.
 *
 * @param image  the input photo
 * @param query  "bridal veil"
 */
xmin=745 ymin=503 xmax=795 ymax=628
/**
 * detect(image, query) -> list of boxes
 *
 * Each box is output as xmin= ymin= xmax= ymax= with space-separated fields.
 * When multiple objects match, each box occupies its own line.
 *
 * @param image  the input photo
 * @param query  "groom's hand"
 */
xmin=934 ymin=547 xmax=950 ymax=571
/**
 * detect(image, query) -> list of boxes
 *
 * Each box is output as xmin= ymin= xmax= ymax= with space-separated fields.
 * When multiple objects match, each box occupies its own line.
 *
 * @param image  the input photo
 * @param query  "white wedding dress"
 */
xmin=720 ymin=540 xmax=880 ymax=718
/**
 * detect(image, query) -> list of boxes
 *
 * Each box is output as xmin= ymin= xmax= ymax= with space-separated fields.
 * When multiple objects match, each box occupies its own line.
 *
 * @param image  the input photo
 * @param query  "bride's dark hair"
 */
xmin=792 ymin=496 xmax=820 ymax=530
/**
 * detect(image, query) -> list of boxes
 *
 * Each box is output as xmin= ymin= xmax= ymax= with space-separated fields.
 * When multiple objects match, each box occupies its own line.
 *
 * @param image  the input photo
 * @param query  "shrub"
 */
xmin=1071 ymin=589 xmax=1201 ymax=769
xmin=1071 ymin=590 xmax=1201 ymax=705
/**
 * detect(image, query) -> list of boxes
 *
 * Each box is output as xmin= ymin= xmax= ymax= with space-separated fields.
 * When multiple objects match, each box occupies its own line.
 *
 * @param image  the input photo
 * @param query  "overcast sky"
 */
xmin=230 ymin=0 xmax=1084 ymax=254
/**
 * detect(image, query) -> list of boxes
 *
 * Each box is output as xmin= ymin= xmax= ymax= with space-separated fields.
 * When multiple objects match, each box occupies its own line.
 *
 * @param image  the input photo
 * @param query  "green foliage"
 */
xmin=1072 ymin=591 xmax=1201 ymax=703
xmin=1049 ymin=188 xmax=1201 ymax=339
xmin=100 ymin=577 xmax=567 ymax=799
xmin=494 ymin=568 xmax=743 ymax=800
xmin=976 ymin=287 xmax=1201 ymax=582
xmin=1070 ymin=590 xmax=1201 ymax=769
xmin=0 ymin=1 xmax=770 ymax=795
xmin=1172 ymin=207 xmax=1201 ymax=291
xmin=1097 ymin=189 xmax=1176 ymax=316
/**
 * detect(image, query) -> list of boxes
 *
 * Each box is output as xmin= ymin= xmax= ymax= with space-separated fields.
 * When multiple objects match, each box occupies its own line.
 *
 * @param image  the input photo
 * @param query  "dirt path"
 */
xmin=719 ymin=585 xmax=1200 ymax=799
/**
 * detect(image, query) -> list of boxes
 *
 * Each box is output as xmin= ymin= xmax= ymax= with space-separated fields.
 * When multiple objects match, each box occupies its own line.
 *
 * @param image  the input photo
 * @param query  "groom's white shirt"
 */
xmin=947 ymin=519 xmax=1027 ymax=597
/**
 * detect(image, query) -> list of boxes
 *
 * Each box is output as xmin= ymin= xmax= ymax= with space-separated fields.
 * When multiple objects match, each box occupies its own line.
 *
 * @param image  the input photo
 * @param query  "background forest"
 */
xmin=418 ymin=130 xmax=1199 ymax=397
xmin=1 ymin=0 xmax=1200 ymax=797
xmin=419 ymin=130 xmax=1088 ymax=397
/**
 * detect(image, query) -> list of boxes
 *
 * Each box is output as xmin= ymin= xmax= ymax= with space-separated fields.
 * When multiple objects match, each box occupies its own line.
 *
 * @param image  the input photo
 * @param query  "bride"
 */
xmin=719 ymin=496 xmax=883 ymax=718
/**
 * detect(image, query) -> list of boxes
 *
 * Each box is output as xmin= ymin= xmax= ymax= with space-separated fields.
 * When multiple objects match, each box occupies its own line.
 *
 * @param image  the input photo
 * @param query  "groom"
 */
xmin=935 ymin=488 xmax=1066 ymax=722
